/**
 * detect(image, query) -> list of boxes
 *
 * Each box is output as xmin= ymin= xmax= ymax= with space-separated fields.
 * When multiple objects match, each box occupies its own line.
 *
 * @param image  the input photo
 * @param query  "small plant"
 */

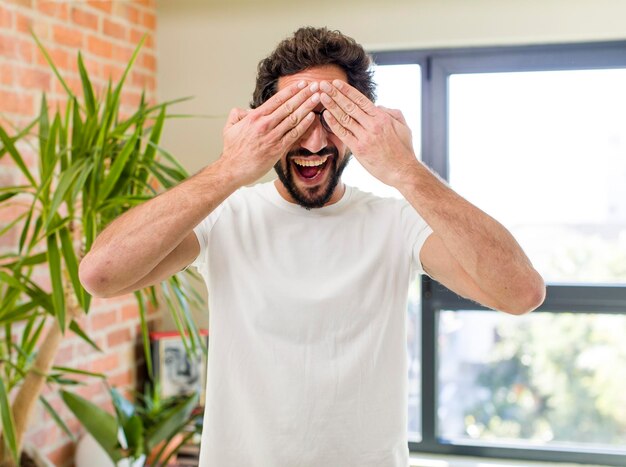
xmin=62 ymin=383 xmax=201 ymax=466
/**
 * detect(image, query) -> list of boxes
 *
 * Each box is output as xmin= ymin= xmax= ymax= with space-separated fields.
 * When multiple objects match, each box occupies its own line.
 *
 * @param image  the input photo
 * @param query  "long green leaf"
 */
xmin=142 ymin=107 xmax=165 ymax=164
xmin=71 ymin=97 xmax=84 ymax=157
xmin=21 ymin=315 xmax=46 ymax=357
xmin=0 ymin=212 xmax=27 ymax=238
xmin=60 ymin=390 xmax=122 ymax=462
xmin=39 ymin=93 xmax=49 ymax=166
xmin=59 ymin=226 xmax=84 ymax=309
xmin=70 ymin=160 xmax=93 ymax=205
xmin=46 ymin=232 xmax=66 ymax=331
xmin=40 ymin=396 xmax=75 ymax=441
xmin=41 ymin=114 xmax=60 ymax=204
xmin=114 ymin=34 xmax=146 ymax=103
xmin=69 ymin=320 xmax=101 ymax=352
xmin=98 ymin=130 xmax=140 ymax=202
xmin=0 ymin=378 xmax=18 ymax=464
xmin=46 ymin=158 xmax=86 ymax=231
xmin=78 ymin=52 xmax=96 ymax=116
xmin=145 ymin=392 xmax=198 ymax=452
xmin=0 ymin=116 xmax=38 ymax=161
xmin=0 ymin=192 xmax=19 ymax=202
xmin=0 ymin=125 xmax=36 ymax=186
xmin=52 ymin=366 xmax=105 ymax=379
xmin=134 ymin=291 xmax=152 ymax=380
xmin=32 ymin=31 xmax=75 ymax=99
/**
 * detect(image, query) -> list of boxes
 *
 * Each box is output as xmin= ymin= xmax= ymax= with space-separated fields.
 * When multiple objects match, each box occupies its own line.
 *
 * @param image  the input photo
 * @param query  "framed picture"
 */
xmin=150 ymin=330 xmax=209 ymax=406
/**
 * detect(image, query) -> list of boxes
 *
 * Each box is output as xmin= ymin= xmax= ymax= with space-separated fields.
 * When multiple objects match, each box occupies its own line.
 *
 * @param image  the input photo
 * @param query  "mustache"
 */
xmin=287 ymin=147 xmax=338 ymax=159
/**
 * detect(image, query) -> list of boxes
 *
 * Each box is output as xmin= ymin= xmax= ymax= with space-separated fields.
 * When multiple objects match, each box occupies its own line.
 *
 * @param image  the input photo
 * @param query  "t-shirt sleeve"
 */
xmin=189 ymin=202 xmax=226 ymax=270
xmin=400 ymin=201 xmax=433 ymax=276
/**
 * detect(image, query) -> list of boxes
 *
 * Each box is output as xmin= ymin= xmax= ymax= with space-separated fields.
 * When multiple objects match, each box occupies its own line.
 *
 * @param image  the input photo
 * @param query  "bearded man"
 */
xmin=80 ymin=27 xmax=545 ymax=467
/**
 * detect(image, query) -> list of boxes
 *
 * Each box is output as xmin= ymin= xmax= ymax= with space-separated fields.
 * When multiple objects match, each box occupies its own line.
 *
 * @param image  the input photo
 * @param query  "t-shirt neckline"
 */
xmin=259 ymin=180 xmax=353 ymax=215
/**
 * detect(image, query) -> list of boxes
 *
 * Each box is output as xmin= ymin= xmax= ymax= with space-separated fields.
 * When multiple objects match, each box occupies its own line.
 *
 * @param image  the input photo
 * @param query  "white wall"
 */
xmin=156 ymin=0 xmax=626 ymax=174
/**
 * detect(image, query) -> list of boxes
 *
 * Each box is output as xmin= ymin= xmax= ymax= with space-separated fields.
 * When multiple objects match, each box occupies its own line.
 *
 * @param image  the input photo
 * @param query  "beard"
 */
xmin=274 ymin=147 xmax=351 ymax=210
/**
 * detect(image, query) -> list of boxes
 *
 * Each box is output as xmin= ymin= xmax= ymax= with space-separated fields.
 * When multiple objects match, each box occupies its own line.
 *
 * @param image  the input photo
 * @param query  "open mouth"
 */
xmin=291 ymin=155 xmax=331 ymax=182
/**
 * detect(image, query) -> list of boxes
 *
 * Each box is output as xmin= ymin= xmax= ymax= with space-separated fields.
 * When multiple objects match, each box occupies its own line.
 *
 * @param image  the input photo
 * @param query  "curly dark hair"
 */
xmin=251 ymin=27 xmax=376 ymax=108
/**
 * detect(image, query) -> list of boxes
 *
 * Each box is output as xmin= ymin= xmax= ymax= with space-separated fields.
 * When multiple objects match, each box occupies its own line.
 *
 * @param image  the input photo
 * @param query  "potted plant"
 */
xmin=0 ymin=34 xmax=205 ymax=465
xmin=66 ymin=383 xmax=201 ymax=467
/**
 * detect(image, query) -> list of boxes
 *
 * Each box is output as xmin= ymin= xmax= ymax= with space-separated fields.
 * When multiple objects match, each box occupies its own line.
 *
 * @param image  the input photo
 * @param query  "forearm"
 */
xmin=80 ymin=159 xmax=239 ymax=295
xmin=398 ymin=162 xmax=545 ymax=313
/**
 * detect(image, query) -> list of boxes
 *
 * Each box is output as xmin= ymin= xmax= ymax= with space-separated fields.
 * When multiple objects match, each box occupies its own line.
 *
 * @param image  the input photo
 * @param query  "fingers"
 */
xmin=318 ymin=79 xmax=379 ymax=140
xmin=257 ymin=80 xmax=309 ymax=116
xmin=379 ymin=106 xmax=408 ymax=125
xmin=329 ymin=79 xmax=377 ymax=116
xmin=225 ymin=108 xmax=249 ymax=129
xmin=272 ymin=91 xmax=320 ymax=139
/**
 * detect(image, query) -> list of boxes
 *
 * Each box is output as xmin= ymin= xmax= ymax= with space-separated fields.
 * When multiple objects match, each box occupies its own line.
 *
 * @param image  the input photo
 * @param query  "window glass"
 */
xmin=448 ymin=69 xmax=626 ymax=284
xmin=342 ymin=64 xmax=422 ymax=441
xmin=343 ymin=64 xmax=421 ymax=199
xmin=438 ymin=310 xmax=626 ymax=451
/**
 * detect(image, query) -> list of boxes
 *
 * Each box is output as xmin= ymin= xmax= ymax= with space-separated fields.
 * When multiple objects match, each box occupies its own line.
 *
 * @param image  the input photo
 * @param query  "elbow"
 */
xmin=502 ymin=271 xmax=546 ymax=316
xmin=78 ymin=255 xmax=117 ymax=299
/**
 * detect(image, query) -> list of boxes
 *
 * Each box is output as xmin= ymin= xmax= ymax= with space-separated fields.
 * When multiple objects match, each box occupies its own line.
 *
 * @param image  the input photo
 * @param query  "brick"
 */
xmin=37 ymin=1 xmax=69 ymax=20
xmin=0 ymin=63 xmax=13 ymax=85
xmin=53 ymin=24 xmax=83 ymax=48
xmin=108 ymin=368 xmax=133 ymax=387
xmin=131 ymin=71 xmax=155 ymax=91
xmin=0 ymin=33 xmax=18 ymax=59
xmin=125 ymin=4 xmax=140 ymax=24
xmin=87 ymin=0 xmax=112 ymax=14
xmin=15 ymin=12 xmax=32 ymax=34
xmin=90 ymin=352 xmax=119 ymax=373
xmin=107 ymin=327 xmax=131 ymax=348
xmin=87 ymin=34 xmax=113 ymax=59
xmin=90 ymin=308 xmax=118 ymax=331
xmin=141 ymin=11 xmax=156 ymax=30
xmin=121 ymin=303 xmax=140 ymax=320
xmin=112 ymin=44 xmax=132 ymax=62
xmin=36 ymin=46 xmax=71 ymax=71
xmin=0 ymin=90 xmax=34 ymax=115
xmin=71 ymin=7 xmax=98 ymax=30
xmin=101 ymin=63 xmax=124 ymax=82
xmin=53 ymin=342 xmax=74 ymax=366
xmin=140 ymin=52 xmax=156 ymax=72
xmin=103 ymin=18 xmax=126 ymax=40
xmin=0 ymin=4 xmax=13 ymax=28
xmin=18 ymin=67 xmax=51 ymax=91
xmin=17 ymin=38 xmax=34 ymax=63
xmin=5 ymin=0 xmax=32 ymax=7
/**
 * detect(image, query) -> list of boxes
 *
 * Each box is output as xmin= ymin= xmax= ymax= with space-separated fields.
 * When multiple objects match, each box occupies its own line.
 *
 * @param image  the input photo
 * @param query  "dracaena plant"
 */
xmin=62 ymin=383 xmax=201 ymax=467
xmin=0 ymin=34 xmax=205 ymax=465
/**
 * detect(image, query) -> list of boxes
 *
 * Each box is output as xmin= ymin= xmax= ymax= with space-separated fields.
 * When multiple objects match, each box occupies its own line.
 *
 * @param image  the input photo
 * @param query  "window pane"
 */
xmin=448 ymin=69 xmax=626 ymax=284
xmin=341 ymin=63 xmax=422 ymax=441
xmin=438 ymin=310 xmax=626 ymax=452
xmin=407 ymin=279 xmax=422 ymax=442
xmin=343 ymin=64 xmax=421 ymax=199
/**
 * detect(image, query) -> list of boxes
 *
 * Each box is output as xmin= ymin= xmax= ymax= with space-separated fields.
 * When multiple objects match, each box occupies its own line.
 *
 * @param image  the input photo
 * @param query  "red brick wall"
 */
xmin=0 ymin=1 xmax=158 ymax=465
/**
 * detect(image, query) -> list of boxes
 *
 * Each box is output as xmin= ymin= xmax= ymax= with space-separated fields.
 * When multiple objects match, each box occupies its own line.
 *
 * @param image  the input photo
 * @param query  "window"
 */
xmin=348 ymin=42 xmax=626 ymax=466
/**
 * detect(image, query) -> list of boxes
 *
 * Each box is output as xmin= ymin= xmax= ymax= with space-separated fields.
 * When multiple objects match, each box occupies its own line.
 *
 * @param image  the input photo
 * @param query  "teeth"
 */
xmin=292 ymin=156 xmax=328 ymax=167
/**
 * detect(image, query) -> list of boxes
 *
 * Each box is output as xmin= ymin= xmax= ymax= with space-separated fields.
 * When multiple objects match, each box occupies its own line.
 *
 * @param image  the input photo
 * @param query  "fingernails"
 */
xmin=311 ymin=93 xmax=320 ymax=103
xmin=309 ymin=82 xmax=319 ymax=92
xmin=297 ymin=80 xmax=307 ymax=89
xmin=320 ymin=81 xmax=332 ymax=92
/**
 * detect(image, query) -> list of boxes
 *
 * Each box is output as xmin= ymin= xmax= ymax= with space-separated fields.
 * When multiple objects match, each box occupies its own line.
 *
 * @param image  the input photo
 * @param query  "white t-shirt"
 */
xmin=192 ymin=181 xmax=432 ymax=467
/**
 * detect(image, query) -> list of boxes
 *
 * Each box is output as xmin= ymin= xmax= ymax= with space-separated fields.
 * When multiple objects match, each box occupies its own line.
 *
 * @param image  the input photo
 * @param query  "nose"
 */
xmin=298 ymin=115 xmax=328 ymax=154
